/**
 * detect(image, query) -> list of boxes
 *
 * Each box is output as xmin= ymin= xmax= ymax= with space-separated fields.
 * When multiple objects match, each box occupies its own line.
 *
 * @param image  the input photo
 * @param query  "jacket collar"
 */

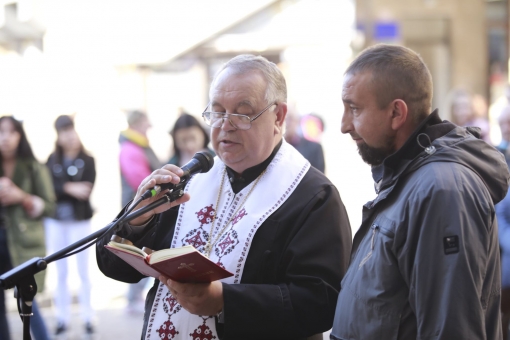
xmin=371 ymin=110 xmax=456 ymax=193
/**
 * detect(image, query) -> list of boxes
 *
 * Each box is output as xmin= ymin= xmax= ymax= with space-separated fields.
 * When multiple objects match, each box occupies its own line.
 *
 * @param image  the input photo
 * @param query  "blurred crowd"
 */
xmin=3 ymin=79 xmax=510 ymax=339
xmin=0 ymin=105 xmax=326 ymax=339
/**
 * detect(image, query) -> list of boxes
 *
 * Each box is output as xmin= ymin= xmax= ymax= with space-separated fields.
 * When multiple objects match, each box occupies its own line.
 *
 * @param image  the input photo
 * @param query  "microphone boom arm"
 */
xmin=0 ymin=185 xmax=186 ymax=340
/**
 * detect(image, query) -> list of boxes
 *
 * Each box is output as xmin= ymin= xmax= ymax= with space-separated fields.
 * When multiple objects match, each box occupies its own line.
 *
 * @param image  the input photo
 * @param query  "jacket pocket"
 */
xmin=334 ymin=215 xmax=404 ymax=340
xmin=16 ymin=219 xmax=45 ymax=248
xmin=358 ymin=224 xmax=379 ymax=269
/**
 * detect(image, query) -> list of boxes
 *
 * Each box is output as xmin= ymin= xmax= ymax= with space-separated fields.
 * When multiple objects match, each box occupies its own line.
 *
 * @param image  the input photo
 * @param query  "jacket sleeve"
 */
xmin=46 ymin=154 xmax=65 ymax=198
xmin=81 ymin=155 xmax=96 ymax=186
xmin=120 ymin=143 xmax=153 ymax=191
xmin=96 ymin=212 xmax=158 ymax=283
xmin=96 ymin=205 xmax=178 ymax=283
xmin=396 ymin=176 xmax=499 ymax=339
xmin=220 ymin=185 xmax=352 ymax=339
xmin=497 ymin=191 xmax=510 ymax=253
xmin=31 ymin=161 xmax=56 ymax=218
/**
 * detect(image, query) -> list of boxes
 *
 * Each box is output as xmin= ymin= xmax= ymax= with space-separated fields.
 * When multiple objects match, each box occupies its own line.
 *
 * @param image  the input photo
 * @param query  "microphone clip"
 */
xmin=140 ymin=175 xmax=188 ymax=201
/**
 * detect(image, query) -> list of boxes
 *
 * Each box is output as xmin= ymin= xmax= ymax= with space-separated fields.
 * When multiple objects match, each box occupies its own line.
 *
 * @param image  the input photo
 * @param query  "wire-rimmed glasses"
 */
xmin=202 ymin=102 xmax=276 ymax=130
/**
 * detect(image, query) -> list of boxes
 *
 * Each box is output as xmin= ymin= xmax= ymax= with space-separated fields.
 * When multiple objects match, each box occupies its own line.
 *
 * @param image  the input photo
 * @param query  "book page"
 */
xmin=148 ymin=245 xmax=197 ymax=264
xmin=105 ymin=245 xmax=162 ymax=278
xmin=107 ymin=241 xmax=147 ymax=258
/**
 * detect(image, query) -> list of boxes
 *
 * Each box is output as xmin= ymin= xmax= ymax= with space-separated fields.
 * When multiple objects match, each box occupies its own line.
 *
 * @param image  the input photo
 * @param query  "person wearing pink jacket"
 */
xmin=118 ymin=110 xmax=161 ymax=313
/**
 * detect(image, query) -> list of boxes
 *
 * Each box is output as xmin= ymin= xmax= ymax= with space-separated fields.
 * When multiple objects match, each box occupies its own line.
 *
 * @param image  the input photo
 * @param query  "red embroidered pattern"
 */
xmin=157 ymin=320 xmax=179 ymax=339
xmin=189 ymin=322 xmax=217 ymax=340
xmin=183 ymin=229 xmax=207 ymax=249
xmin=195 ymin=204 xmax=215 ymax=226
xmin=231 ymin=208 xmax=247 ymax=226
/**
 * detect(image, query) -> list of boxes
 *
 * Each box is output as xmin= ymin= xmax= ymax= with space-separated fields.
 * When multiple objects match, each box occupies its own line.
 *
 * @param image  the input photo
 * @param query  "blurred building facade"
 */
xmin=122 ymin=0 xmax=354 ymax=162
xmin=352 ymin=0 xmax=508 ymax=120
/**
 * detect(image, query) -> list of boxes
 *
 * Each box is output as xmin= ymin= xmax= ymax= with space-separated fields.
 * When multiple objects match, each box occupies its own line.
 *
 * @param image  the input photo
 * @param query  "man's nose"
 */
xmin=220 ymin=116 xmax=236 ymax=131
xmin=340 ymin=112 xmax=352 ymax=134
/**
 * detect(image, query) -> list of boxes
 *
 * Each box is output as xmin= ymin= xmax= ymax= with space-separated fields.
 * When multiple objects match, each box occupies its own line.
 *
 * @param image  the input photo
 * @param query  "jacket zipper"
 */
xmin=358 ymin=224 xmax=379 ymax=269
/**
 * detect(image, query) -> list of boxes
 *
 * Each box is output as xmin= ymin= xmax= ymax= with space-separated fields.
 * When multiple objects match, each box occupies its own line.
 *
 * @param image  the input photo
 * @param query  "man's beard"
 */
xmin=357 ymin=141 xmax=394 ymax=166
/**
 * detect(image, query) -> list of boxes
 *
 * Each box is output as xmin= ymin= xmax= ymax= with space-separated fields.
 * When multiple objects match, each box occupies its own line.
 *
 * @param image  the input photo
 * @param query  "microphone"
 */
xmin=140 ymin=151 xmax=214 ymax=200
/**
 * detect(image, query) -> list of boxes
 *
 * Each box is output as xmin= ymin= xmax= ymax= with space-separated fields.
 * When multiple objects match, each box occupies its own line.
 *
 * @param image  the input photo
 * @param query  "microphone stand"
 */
xmin=0 ymin=187 xmax=185 ymax=340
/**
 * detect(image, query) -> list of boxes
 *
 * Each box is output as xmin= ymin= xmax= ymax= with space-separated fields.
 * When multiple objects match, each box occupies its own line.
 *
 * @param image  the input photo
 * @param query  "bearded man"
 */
xmin=331 ymin=44 xmax=509 ymax=340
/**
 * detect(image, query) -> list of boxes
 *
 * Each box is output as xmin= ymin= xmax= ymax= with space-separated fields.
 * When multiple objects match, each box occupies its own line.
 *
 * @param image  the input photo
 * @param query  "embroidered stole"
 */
xmin=145 ymin=141 xmax=310 ymax=340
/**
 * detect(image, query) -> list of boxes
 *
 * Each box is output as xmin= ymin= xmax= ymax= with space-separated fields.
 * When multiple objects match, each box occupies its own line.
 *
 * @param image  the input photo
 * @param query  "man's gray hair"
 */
xmin=211 ymin=55 xmax=287 ymax=105
xmin=126 ymin=110 xmax=147 ymax=127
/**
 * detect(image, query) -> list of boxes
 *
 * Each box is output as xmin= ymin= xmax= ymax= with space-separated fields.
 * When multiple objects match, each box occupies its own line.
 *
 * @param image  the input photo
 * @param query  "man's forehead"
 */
xmin=210 ymin=70 xmax=266 ymax=107
xmin=342 ymin=72 xmax=374 ymax=98
xmin=210 ymin=98 xmax=256 ymax=109
xmin=343 ymin=71 xmax=373 ymax=87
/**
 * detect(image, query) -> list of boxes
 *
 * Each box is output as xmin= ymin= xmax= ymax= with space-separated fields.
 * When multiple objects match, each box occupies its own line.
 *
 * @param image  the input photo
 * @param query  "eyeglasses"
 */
xmin=202 ymin=102 xmax=276 ymax=130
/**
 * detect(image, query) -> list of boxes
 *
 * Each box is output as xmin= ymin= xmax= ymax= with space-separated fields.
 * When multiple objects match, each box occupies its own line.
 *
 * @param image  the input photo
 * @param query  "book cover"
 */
xmin=105 ymin=243 xmax=233 ymax=283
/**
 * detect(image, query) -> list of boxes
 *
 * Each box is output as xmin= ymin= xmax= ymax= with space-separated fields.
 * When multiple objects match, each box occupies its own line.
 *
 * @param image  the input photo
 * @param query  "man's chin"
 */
xmin=357 ymin=144 xmax=389 ymax=166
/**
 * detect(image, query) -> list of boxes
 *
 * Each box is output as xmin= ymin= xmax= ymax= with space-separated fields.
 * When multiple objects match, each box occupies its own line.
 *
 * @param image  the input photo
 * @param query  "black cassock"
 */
xmin=96 ymin=162 xmax=352 ymax=340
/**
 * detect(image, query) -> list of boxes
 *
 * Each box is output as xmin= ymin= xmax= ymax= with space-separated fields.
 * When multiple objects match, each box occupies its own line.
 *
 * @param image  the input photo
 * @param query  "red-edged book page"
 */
xmin=149 ymin=252 xmax=233 ymax=283
xmin=105 ymin=245 xmax=161 ymax=278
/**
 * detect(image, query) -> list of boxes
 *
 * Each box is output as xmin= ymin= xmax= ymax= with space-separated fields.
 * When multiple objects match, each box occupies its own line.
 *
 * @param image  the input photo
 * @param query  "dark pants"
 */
xmin=0 ymin=227 xmax=11 ymax=340
xmin=502 ymin=288 xmax=510 ymax=340
xmin=0 ymin=289 xmax=10 ymax=340
xmin=0 ymin=227 xmax=49 ymax=340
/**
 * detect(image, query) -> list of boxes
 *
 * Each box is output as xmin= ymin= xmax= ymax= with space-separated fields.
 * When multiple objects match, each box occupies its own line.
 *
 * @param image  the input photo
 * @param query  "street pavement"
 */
xmin=5 ymin=245 xmax=146 ymax=340
xmin=7 ymin=303 xmax=144 ymax=340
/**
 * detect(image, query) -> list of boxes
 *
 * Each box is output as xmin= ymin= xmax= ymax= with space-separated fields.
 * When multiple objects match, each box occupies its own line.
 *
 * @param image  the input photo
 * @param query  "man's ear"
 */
xmin=274 ymin=102 xmax=287 ymax=135
xmin=390 ymin=99 xmax=408 ymax=131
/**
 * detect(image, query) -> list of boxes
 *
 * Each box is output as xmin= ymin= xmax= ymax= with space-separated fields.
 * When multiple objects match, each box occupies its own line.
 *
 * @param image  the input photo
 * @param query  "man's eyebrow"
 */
xmin=342 ymin=98 xmax=356 ymax=105
xmin=236 ymin=100 xmax=255 ymax=109
xmin=210 ymin=100 xmax=255 ymax=110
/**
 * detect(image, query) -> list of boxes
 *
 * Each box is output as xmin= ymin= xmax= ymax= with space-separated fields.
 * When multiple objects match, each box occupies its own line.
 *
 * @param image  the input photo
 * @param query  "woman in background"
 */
xmin=168 ymin=113 xmax=214 ymax=166
xmin=450 ymin=88 xmax=491 ymax=142
xmin=45 ymin=115 xmax=96 ymax=336
xmin=0 ymin=116 xmax=55 ymax=340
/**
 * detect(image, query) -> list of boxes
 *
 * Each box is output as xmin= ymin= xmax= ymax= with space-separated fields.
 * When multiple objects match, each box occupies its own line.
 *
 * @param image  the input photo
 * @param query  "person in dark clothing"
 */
xmin=45 ymin=115 xmax=96 ymax=335
xmin=331 ymin=44 xmax=508 ymax=340
xmin=168 ymin=113 xmax=214 ymax=166
xmin=496 ymin=105 xmax=510 ymax=340
xmin=0 ymin=205 xmax=12 ymax=340
xmin=285 ymin=109 xmax=325 ymax=173
xmin=96 ymin=54 xmax=352 ymax=340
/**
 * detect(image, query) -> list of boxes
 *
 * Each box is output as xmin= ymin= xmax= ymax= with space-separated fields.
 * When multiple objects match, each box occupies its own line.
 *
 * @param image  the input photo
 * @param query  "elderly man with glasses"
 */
xmin=96 ymin=55 xmax=352 ymax=340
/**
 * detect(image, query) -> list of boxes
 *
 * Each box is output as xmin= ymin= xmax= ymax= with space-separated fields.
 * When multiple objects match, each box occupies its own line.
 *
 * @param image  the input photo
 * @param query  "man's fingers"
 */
xmin=139 ymin=172 xmax=181 ymax=193
xmin=173 ymin=193 xmax=191 ymax=206
xmin=161 ymin=164 xmax=184 ymax=176
xmin=166 ymin=279 xmax=206 ymax=297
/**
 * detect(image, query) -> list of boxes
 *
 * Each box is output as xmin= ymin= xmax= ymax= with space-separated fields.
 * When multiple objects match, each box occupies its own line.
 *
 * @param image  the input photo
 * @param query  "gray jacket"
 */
xmin=331 ymin=111 xmax=510 ymax=340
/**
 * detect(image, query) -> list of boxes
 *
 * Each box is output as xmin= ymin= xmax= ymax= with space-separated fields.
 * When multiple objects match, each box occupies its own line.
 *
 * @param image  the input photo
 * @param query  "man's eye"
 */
xmin=350 ymin=106 xmax=358 ymax=113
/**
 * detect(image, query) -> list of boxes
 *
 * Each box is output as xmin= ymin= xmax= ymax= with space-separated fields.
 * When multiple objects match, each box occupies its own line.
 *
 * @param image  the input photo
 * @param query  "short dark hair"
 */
xmin=54 ymin=115 xmax=74 ymax=132
xmin=346 ymin=44 xmax=433 ymax=123
xmin=170 ymin=113 xmax=210 ymax=158
xmin=0 ymin=116 xmax=35 ymax=160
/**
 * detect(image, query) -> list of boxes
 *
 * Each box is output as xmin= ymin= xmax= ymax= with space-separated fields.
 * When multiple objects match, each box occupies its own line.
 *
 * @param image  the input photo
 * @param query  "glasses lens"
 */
xmin=204 ymin=113 xmax=251 ymax=130
xmin=229 ymin=115 xmax=251 ymax=130
xmin=203 ymin=112 xmax=222 ymax=128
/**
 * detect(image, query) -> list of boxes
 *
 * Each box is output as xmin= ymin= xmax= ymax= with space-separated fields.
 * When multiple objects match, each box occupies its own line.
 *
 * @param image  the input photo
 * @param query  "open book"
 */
xmin=105 ymin=237 xmax=233 ymax=283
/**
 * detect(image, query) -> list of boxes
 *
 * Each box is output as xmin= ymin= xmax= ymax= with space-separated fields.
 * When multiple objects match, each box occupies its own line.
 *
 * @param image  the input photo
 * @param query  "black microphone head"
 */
xmin=193 ymin=151 xmax=214 ymax=173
